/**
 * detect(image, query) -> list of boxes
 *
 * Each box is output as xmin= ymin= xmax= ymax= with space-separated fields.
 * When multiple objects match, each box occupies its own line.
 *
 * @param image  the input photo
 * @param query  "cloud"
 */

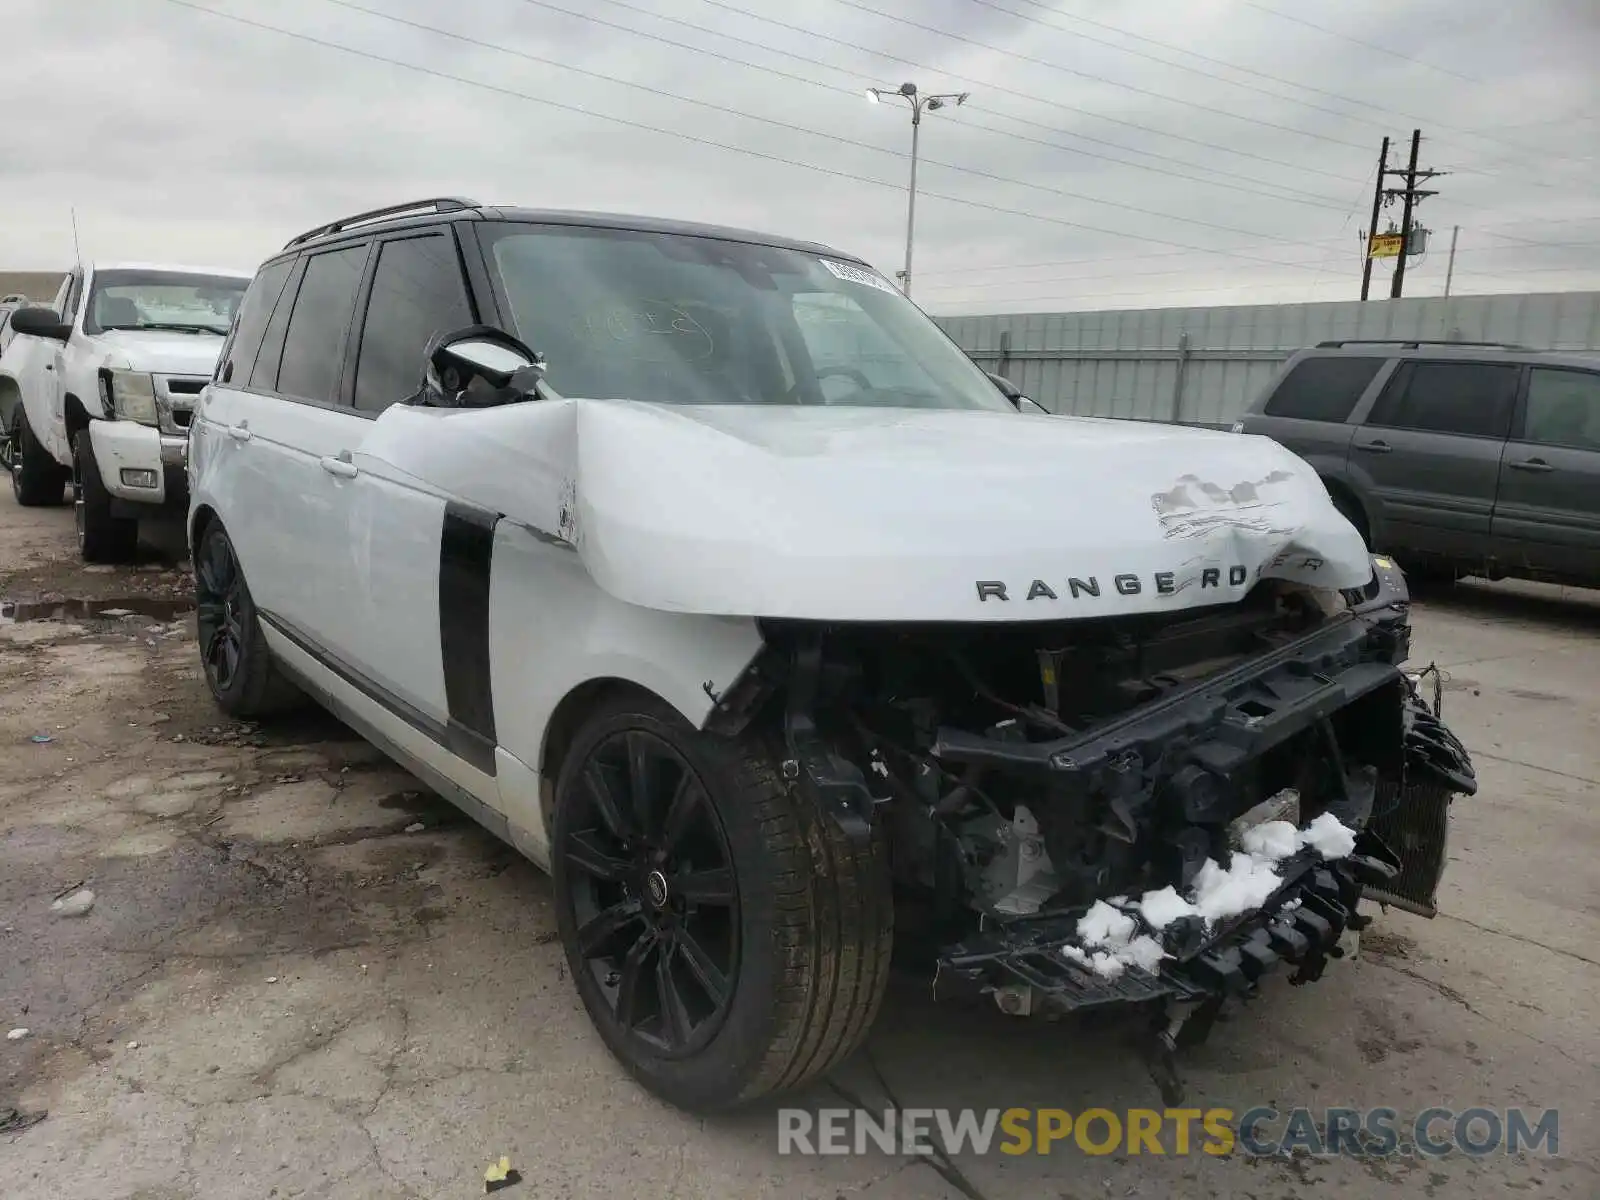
xmin=4 ymin=0 xmax=1597 ymax=312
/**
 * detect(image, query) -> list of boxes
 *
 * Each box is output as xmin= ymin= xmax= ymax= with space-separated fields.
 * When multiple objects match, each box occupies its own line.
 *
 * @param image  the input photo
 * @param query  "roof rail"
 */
xmin=1315 ymin=338 xmax=1536 ymax=351
xmin=282 ymin=197 xmax=481 ymax=250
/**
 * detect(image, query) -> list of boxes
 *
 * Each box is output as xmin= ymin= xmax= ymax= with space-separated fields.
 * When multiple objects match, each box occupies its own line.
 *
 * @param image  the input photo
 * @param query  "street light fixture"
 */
xmin=864 ymin=81 xmax=968 ymax=299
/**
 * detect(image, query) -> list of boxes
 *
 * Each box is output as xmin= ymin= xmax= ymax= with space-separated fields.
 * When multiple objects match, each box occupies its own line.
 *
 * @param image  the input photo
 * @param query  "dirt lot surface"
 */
xmin=2 ymin=501 xmax=1596 ymax=1199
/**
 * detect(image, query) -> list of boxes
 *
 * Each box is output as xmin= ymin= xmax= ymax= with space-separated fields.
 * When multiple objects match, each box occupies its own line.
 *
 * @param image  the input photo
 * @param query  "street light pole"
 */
xmin=866 ymin=82 xmax=968 ymax=299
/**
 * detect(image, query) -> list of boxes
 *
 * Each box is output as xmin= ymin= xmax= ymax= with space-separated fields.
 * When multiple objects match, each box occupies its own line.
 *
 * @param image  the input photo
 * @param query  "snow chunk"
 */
xmin=1193 ymin=853 xmax=1283 ymax=923
xmin=1241 ymin=819 xmax=1300 ymax=862
xmin=1300 ymin=812 xmax=1356 ymax=859
xmin=1122 ymin=935 xmax=1168 ymax=974
xmin=1076 ymin=900 xmax=1135 ymax=948
xmin=1064 ymin=902 xmax=1169 ymax=978
xmin=1138 ymin=885 xmax=1198 ymax=930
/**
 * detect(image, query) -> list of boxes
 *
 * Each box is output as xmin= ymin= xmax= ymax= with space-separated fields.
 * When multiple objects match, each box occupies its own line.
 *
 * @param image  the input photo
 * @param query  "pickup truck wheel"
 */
xmin=7 ymin=406 xmax=68 ymax=507
xmin=194 ymin=520 xmax=301 ymax=717
xmin=72 ymin=430 xmax=138 ymax=563
xmin=552 ymin=695 xmax=893 ymax=1112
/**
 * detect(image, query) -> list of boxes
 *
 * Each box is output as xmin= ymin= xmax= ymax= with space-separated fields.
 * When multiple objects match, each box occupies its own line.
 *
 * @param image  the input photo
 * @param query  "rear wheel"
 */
xmin=552 ymin=694 xmax=893 ymax=1111
xmin=72 ymin=430 xmax=139 ymax=563
xmin=194 ymin=519 xmax=301 ymax=717
xmin=7 ymin=405 xmax=67 ymax=507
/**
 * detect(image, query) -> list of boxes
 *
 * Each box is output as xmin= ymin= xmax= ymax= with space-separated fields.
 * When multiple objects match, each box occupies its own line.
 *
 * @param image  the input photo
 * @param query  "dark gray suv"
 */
xmin=1236 ymin=340 xmax=1600 ymax=587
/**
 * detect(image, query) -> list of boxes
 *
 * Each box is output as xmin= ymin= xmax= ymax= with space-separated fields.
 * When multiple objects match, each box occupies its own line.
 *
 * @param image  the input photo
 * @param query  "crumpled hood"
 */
xmin=93 ymin=329 xmax=223 ymax=376
xmin=361 ymin=399 xmax=1371 ymax=621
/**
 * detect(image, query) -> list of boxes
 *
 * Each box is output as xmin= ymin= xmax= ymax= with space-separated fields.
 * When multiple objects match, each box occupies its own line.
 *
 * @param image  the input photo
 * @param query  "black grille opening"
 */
xmin=165 ymin=378 xmax=205 ymax=395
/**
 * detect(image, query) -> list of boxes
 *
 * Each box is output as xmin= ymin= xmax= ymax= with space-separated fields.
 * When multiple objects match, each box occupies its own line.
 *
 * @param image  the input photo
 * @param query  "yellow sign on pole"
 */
xmin=1369 ymin=232 xmax=1405 ymax=259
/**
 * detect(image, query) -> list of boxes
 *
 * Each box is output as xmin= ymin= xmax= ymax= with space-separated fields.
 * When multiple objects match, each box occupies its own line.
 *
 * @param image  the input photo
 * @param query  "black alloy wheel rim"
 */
xmin=194 ymin=531 xmax=245 ymax=693
xmin=565 ymin=730 xmax=740 ymax=1058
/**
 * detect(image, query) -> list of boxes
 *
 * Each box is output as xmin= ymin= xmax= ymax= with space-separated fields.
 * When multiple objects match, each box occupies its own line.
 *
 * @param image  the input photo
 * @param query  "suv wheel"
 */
xmin=194 ymin=520 xmax=302 ymax=716
xmin=7 ymin=406 xmax=68 ymax=507
xmin=72 ymin=430 xmax=139 ymax=563
xmin=551 ymin=694 xmax=893 ymax=1111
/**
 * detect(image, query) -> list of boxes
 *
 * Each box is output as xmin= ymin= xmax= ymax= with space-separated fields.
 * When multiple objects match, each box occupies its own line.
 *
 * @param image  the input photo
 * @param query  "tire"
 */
xmin=194 ymin=519 xmax=302 ymax=717
xmin=551 ymin=693 xmax=893 ymax=1112
xmin=8 ymin=404 xmax=68 ymax=507
xmin=72 ymin=430 xmax=139 ymax=563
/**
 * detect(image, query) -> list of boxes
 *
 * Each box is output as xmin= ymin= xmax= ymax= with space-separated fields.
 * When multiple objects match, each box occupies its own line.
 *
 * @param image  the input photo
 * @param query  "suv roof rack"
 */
xmin=282 ymin=197 xmax=481 ymax=250
xmin=1314 ymin=338 xmax=1536 ymax=351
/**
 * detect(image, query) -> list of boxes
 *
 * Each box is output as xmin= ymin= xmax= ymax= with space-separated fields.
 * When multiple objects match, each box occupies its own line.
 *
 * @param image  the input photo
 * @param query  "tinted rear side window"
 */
xmin=1262 ymin=357 xmax=1384 ymax=422
xmin=219 ymin=259 xmax=292 ymax=385
xmin=1365 ymin=361 xmax=1519 ymax=439
xmin=1524 ymin=368 xmax=1600 ymax=452
xmin=275 ymin=245 xmax=369 ymax=404
xmin=353 ymin=234 xmax=473 ymax=414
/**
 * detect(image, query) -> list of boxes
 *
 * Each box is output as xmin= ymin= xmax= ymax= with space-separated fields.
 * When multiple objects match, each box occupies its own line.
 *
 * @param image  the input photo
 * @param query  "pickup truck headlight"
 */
xmin=102 ymin=370 xmax=158 ymax=426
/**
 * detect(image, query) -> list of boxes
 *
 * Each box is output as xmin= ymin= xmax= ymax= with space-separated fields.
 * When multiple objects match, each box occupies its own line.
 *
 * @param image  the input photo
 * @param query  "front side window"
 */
xmin=1365 ymin=361 xmax=1519 ymax=439
xmin=482 ymin=224 xmax=1012 ymax=412
xmin=83 ymin=269 xmax=247 ymax=336
xmin=218 ymin=259 xmax=293 ymax=386
xmin=353 ymin=235 xmax=473 ymax=413
xmin=275 ymin=245 xmax=368 ymax=404
xmin=1523 ymin=368 xmax=1600 ymax=452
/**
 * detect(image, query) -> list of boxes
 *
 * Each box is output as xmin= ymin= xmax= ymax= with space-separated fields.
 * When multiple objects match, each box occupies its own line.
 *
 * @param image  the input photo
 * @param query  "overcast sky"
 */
xmin=5 ymin=0 xmax=1598 ymax=314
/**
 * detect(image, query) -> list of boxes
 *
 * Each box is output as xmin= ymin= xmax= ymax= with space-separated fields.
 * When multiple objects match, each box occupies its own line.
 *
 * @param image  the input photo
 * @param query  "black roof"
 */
xmin=280 ymin=196 xmax=859 ymax=262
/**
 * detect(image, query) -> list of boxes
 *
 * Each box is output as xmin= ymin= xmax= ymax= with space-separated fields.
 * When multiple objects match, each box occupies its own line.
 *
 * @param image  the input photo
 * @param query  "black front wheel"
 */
xmin=194 ymin=520 xmax=301 ymax=717
xmin=7 ymin=405 xmax=68 ymax=507
xmin=72 ymin=430 xmax=139 ymax=563
xmin=552 ymin=693 xmax=893 ymax=1112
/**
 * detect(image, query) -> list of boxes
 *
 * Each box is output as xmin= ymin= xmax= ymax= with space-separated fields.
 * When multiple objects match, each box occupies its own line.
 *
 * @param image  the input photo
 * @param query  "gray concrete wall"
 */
xmin=937 ymin=291 xmax=1600 ymax=427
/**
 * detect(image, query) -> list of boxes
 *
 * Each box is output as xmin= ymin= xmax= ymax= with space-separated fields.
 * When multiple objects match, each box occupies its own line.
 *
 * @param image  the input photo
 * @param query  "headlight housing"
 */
xmin=102 ymin=370 xmax=158 ymax=425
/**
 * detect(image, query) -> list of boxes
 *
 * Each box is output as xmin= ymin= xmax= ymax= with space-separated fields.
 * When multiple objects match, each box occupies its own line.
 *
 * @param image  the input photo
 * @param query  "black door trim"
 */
xmin=258 ymin=610 xmax=498 ymax=776
xmin=440 ymin=500 xmax=500 ymax=747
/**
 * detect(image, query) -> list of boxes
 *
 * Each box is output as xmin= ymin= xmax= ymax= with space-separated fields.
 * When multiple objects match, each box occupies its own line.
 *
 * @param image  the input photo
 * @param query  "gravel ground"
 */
xmin=1 ymin=500 xmax=1595 ymax=1199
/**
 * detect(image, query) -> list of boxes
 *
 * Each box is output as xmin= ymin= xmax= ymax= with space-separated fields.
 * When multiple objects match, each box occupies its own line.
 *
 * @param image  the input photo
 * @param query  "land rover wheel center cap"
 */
xmin=645 ymin=869 xmax=670 ymax=909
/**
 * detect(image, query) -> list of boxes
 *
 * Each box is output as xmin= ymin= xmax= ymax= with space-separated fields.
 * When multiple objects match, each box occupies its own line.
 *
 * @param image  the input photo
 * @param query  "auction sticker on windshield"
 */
xmin=820 ymin=259 xmax=901 ymax=296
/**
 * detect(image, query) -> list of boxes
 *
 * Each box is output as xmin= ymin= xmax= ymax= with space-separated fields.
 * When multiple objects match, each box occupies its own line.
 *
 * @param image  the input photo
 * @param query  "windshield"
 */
xmin=482 ymin=224 xmax=1012 ymax=412
xmin=84 ymin=269 xmax=248 ymax=336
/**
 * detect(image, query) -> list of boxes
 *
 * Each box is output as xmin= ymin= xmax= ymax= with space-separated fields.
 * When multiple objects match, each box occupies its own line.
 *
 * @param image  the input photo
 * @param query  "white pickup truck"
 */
xmin=0 ymin=262 xmax=250 ymax=561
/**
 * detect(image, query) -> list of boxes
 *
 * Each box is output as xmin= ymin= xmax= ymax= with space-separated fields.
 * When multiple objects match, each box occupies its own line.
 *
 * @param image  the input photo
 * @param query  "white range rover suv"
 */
xmin=0 ymin=262 xmax=249 ymax=560
xmin=188 ymin=198 xmax=1476 ymax=1112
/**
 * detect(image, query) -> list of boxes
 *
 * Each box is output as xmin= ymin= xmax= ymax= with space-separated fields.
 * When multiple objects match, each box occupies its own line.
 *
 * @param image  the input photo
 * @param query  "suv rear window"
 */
xmin=1262 ymin=357 xmax=1384 ymax=422
xmin=275 ymin=245 xmax=369 ymax=404
xmin=1365 ymin=361 xmax=1519 ymax=439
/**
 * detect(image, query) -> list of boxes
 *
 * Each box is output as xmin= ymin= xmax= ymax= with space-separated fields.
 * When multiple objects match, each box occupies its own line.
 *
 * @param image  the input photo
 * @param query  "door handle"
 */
xmin=227 ymin=423 xmax=252 ymax=442
xmin=1509 ymin=457 xmax=1554 ymax=473
xmin=43 ymin=364 xmax=53 ymax=371
xmin=320 ymin=454 xmax=358 ymax=479
xmin=1356 ymin=440 xmax=1392 ymax=454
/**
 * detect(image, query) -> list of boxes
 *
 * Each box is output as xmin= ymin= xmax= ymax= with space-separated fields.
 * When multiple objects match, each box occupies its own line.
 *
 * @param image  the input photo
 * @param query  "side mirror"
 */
xmin=7 ymin=306 xmax=71 ymax=342
xmin=412 ymin=325 xmax=549 ymax=408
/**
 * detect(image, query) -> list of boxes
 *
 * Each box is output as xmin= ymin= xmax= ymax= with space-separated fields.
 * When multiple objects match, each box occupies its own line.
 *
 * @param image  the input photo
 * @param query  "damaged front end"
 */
xmin=708 ymin=554 xmax=1476 ymax=1097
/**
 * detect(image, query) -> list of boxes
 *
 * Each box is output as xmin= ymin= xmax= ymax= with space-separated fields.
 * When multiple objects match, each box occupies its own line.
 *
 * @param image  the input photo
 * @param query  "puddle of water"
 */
xmin=0 ymin=596 xmax=195 ymax=624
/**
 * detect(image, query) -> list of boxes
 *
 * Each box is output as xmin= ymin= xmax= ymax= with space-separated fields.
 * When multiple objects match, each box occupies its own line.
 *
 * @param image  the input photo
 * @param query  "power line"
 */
xmin=154 ymin=0 xmax=1339 ymax=272
xmin=315 ymin=0 xmax=1341 ymax=247
xmin=507 ymin=0 xmax=1370 ymax=202
xmin=659 ymin=0 xmax=1369 ymax=186
xmin=965 ymin=0 xmax=1598 ymax=176
xmin=1236 ymin=1 xmax=1485 ymax=84
xmin=825 ymin=0 xmax=1375 ymax=153
xmin=918 ymin=239 xmax=1597 ymax=293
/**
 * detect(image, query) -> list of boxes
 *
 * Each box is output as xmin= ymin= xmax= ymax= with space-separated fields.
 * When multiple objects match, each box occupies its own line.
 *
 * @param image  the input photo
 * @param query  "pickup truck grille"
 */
xmin=153 ymin=374 xmax=208 ymax=436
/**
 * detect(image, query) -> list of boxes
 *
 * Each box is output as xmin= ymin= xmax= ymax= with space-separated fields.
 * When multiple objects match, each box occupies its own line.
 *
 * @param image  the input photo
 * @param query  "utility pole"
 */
xmin=1444 ymin=225 xmax=1460 ymax=297
xmin=1389 ymin=130 xmax=1423 ymax=298
xmin=1360 ymin=130 xmax=1444 ymax=300
xmin=1360 ymin=136 xmax=1389 ymax=301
